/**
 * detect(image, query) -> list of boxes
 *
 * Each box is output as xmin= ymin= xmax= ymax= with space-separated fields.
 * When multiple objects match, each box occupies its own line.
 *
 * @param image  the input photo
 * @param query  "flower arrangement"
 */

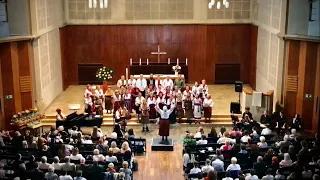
xmin=172 ymin=65 xmax=181 ymax=74
xmin=11 ymin=108 xmax=45 ymax=127
xmin=96 ymin=67 xmax=114 ymax=82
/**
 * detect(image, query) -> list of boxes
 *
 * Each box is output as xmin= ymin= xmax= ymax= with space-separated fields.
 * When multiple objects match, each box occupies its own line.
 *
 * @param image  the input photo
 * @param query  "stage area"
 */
xmin=45 ymin=84 xmax=241 ymax=116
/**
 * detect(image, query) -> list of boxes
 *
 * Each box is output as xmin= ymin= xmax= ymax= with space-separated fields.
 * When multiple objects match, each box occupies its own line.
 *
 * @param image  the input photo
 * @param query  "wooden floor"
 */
xmin=43 ymin=125 xmax=232 ymax=180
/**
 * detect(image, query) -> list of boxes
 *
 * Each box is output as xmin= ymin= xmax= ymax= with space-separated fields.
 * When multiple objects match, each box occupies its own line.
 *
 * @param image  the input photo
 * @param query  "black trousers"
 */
xmin=141 ymin=90 xmax=146 ymax=98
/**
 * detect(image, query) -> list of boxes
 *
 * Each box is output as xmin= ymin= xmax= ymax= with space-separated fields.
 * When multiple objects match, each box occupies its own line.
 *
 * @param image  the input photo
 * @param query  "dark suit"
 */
xmin=147 ymin=78 xmax=155 ymax=88
xmin=260 ymin=115 xmax=271 ymax=126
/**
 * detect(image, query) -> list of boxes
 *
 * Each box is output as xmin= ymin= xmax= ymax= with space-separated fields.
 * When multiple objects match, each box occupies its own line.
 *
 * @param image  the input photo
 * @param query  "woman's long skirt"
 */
xmin=159 ymin=119 xmax=170 ymax=136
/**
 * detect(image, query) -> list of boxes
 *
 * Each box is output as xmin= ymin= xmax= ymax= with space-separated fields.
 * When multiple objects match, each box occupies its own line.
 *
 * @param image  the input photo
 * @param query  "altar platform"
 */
xmin=41 ymin=84 xmax=243 ymax=127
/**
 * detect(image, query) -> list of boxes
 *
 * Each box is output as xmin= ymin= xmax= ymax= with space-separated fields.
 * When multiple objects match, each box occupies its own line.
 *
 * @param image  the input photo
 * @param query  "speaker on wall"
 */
xmin=235 ymin=81 xmax=243 ymax=92
xmin=230 ymin=102 xmax=241 ymax=114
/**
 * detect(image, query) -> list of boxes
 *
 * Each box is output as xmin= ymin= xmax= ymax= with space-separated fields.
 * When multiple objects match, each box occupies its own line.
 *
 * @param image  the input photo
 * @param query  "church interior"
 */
xmin=0 ymin=0 xmax=319 ymax=180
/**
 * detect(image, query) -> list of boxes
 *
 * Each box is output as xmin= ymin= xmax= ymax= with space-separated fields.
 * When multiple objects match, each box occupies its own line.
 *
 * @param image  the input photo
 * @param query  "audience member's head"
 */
xmin=257 ymin=156 xmax=263 ymax=163
xmin=272 ymin=156 xmax=278 ymax=164
xmin=75 ymin=170 xmax=83 ymax=177
xmin=193 ymin=161 xmax=199 ymax=168
xmin=231 ymin=157 xmax=237 ymax=164
xmin=220 ymin=127 xmax=226 ymax=135
xmin=207 ymin=170 xmax=217 ymax=180
xmin=65 ymin=156 xmax=70 ymax=163
xmin=111 ymin=141 xmax=117 ymax=148
xmin=128 ymin=129 xmax=134 ymax=136
xmin=111 ymin=132 xmax=117 ymax=139
xmin=93 ymin=149 xmax=100 ymax=155
xmin=72 ymin=147 xmax=79 ymax=156
xmin=41 ymin=156 xmax=47 ymax=163
xmin=283 ymin=153 xmax=291 ymax=161
xmin=53 ymin=156 xmax=59 ymax=163
xmin=301 ymin=140 xmax=307 ymax=148
xmin=48 ymin=165 xmax=54 ymax=173
xmin=210 ymin=127 xmax=217 ymax=136
xmin=122 ymin=161 xmax=129 ymax=169
xmin=121 ymin=142 xmax=129 ymax=151
xmin=260 ymin=136 xmax=265 ymax=143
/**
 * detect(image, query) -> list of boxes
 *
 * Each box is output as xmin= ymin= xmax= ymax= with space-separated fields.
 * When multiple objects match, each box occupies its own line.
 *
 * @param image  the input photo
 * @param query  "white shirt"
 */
xmin=222 ymin=178 xmax=233 ymax=180
xmin=189 ymin=167 xmax=201 ymax=174
xmin=162 ymin=79 xmax=173 ymax=90
xmin=201 ymin=165 xmax=214 ymax=173
xmin=197 ymin=139 xmax=208 ymax=145
xmin=194 ymin=132 xmax=202 ymax=138
xmin=84 ymin=89 xmax=93 ymax=104
xmin=155 ymin=80 xmax=163 ymax=89
xmin=52 ymin=162 xmax=64 ymax=171
xmin=203 ymin=98 xmax=213 ymax=107
xmin=81 ymin=139 xmax=93 ymax=144
xmin=261 ymin=128 xmax=272 ymax=135
xmin=59 ymin=175 xmax=73 ymax=180
xmin=183 ymin=153 xmax=190 ymax=167
xmin=192 ymin=86 xmax=199 ymax=95
xmin=183 ymin=90 xmax=192 ymax=100
xmin=127 ymin=79 xmax=136 ymax=88
xmin=93 ymin=154 xmax=105 ymax=161
xmin=241 ymin=135 xmax=251 ymax=143
xmin=156 ymin=97 xmax=166 ymax=105
xmin=123 ymin=94 xmax=131 ymax=100
xmin=115 ymin=108 xmax=127 ymax=119
xmin=217 ymin=137 xmax=236 ymax=144
xmin=94 ymin=89 xmax=103 ymax=97
xmin=199 ymin=84 xmax=208 ymax=93
xmin=136 ymin=78 xmax=147 ymax=91
xmin=147 ymin=97 xmax=156 ymax=106
xmin=105 ymin=156 xmax=118 ymax=162
xmin=226 ymin=164 xmax=241 ymax=171
xmin=258 ymin=142 xmax=268 ymax=148
xmin=166 ymin=98 xmax=176 ymax=107
xmin=117 ymin=79 xmax=127 ymax=88
xmin=70 ymin=154 xmax=84 ymax=161
xmin=135 ymin=96 xmax=145 ymax=106
xmin=155 ymin=107 xmax=174 ymax=119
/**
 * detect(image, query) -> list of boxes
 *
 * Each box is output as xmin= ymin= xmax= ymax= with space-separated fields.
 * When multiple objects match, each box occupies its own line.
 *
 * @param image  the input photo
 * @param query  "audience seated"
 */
xmin=109 ymin=141 xmax=121 ymax=154
xmin=279 ymin=153 xmax=293 ymax=168
xmin=201 ymin=159 xmax=214 ymax=173
xmin=119 ymin=161 xmax=132 ymax=180
xmin=44 ymin=165 xmax=58 ymax=180
xmin=70 ymin=147 xmax=84 ymax=161
xmin=74 ymin=170 xmax=86 ymax=180
xmin=207 ymin=127 xmax=218 ymax=142
xmin=220 ymin=140 xmax=232 ymax=151
xmin=217 ymin=132 xmax=236 ymax=144
xmin=196 ymin=134 xmax=208 ymax=145
xmin=257 ymin=136 xmax=268 ymax=148
xmin=240 ymin=131 xmax=251 ymax=143
xmin=105 ymin=150 xmax=118 ymax=163
xmin=204 ymin=170 xmax=217 ymax=180
xmin=189 ymin=161 xmax=201 ymax=175
xmin=38 ymin=156 xmax=50 ymax=170
xmin=253 ymin=156 xmax=267 ymax=178
xmin=226 ymin=157 xmax=241 ymax=171
xmin=59 ymin=170 xmax=73 ymax=180
xmin=211 ymin=149 xmax=224 ymax=160
xmin=195 ymin=127 xmax=205 ymax=138
xmin=61 ymin=156 xmax=76 ymax=171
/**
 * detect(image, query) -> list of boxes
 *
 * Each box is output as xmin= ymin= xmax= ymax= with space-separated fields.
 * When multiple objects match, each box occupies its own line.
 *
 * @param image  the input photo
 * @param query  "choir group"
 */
xmin=83 ymin=74 xmax=214 ymax=132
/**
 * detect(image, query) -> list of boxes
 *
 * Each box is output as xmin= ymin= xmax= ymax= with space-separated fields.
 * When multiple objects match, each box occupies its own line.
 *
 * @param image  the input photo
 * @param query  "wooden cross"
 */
xmin=151 ymin=45 xmax=167 ymax=63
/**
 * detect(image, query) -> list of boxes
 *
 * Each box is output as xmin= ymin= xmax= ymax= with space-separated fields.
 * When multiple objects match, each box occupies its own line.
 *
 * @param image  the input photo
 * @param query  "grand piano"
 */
xmin=56 ymin=112 xmax=103 ymax=129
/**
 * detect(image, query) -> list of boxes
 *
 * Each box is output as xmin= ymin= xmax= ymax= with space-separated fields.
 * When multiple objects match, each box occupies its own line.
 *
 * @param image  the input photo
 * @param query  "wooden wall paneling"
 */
xmin=284 ymin=40 xmax=300 ymax=120
xmin=249 ymin=25 xmax=258 ymax=89
xmin=0 ymin=43 xmax=14 ymax=129
xmin=17 ymin=41 xmax=33 ymax=110
xmin=296 ymin=41 xmax=307 ymax=116
xmin=10 ymin=42 xmax=22 ymax=113
xmin=303 ymin=42 xmax=318 ymax=132
xmin=313 ymin=44 xmax=320 ymax=134
xmin=60 ymin=24 xmax=255 ymax=85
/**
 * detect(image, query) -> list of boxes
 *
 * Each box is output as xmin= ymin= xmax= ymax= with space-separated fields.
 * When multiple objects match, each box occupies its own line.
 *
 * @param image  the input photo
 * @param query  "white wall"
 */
xmin=7 ymin=0 xmax=30 ymax=35
xmin=287 ymin=0 xmax=310 ymax=35
xmin=31 ymin=0 xmax=64 ymax=112
xmin=32 ymin=29 xmax=63 ymax=112
xmin=252 ymin=0 xmax=287 ymax=110
xmin=308 ymin=0 xmax=320 ymax=36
